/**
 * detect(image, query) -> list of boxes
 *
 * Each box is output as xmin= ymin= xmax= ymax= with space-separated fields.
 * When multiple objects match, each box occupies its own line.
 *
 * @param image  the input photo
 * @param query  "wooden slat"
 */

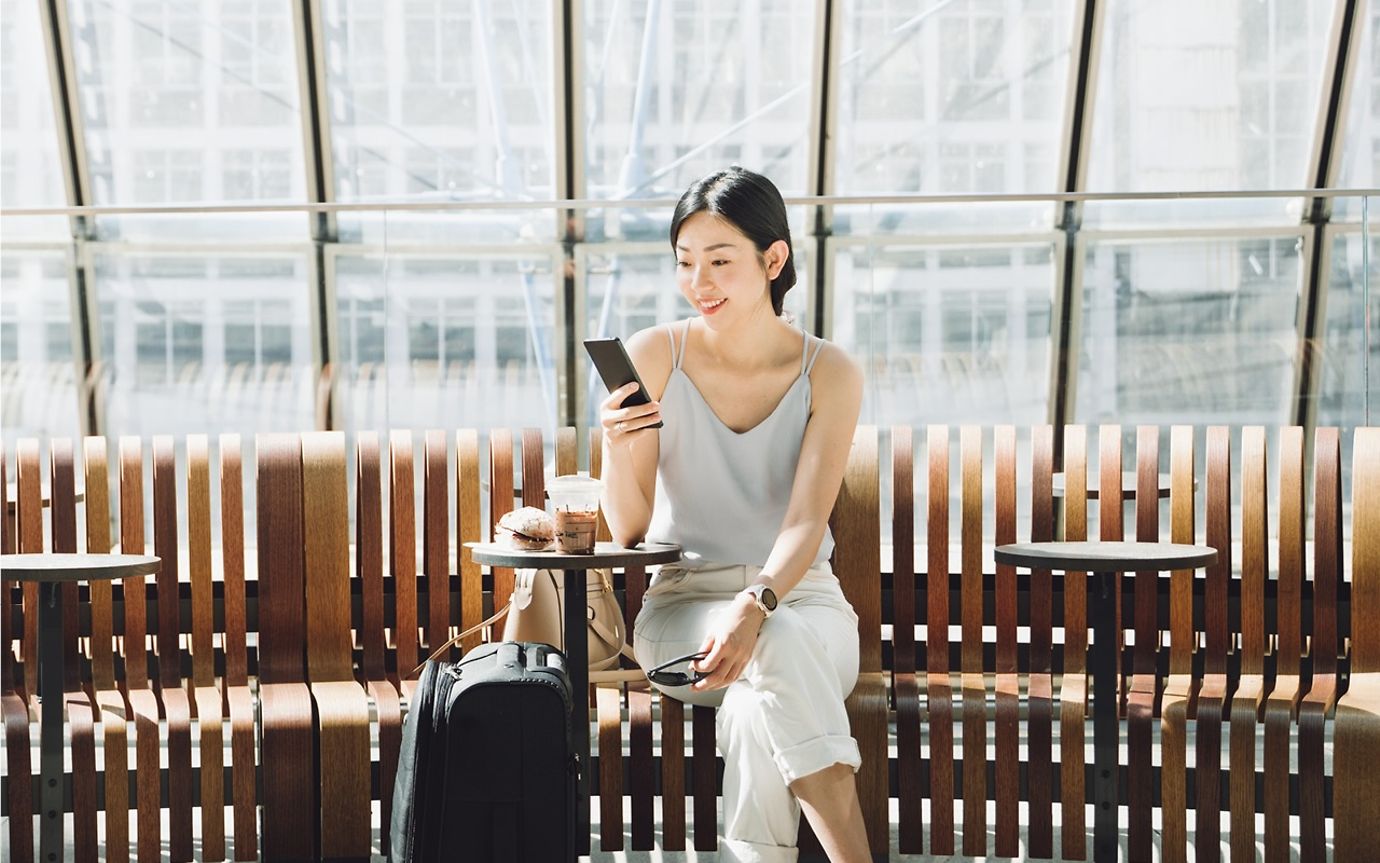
xmin=423 ymin=429 xmax=451 ymax=660
xmin=1299 ymin=427 xmax=1341 ymax=863
xmin=1027 ymin=424 xmax=1055 ymax=859
xmin=1127 ymin=426 xmax=1159 ymax=861
xmin=84 ymin=438 xmax=132 ymax=863
xmin=1060 ymin=424 xmax=1088 ymax=860
xmin=959 ymin=424 xmax=986 ymax=857
xmin=598 ymin=684 xmax=624 ymax=850
xmin=357 ymin=433 xmax=386 ymax=681
xmin=993 ymin=425 xmax=1018 ymax=858
xmin=692 ymin=704 xmax=716 ymax=851
xmin=185 ymin=436 xmax=225 ymax=862
xmin=1194 ymin=425 xmax=1232 ymax=863
xmin=219 ymin=434 xmax=257 ymax=861
xmin=556 ymin=427 xmax=577 ymax=476
xmin=118 ymin=437 xmax=163 ymax=862
xmin=488 ymin=428 xmax=516 ymax=618
xmin=1160 ymin=425 xmax=1196 ymax=863
xmin=1334 ymin=426 xmax=1380 ymax=859
xmin=830 ymin=425 xmax=888 ymax=857
xmin=629 ymin=687 xmax=654 ymax=849
xmin=891 ymin=426 xmax=923 ymax=854
xmin=302 ymin=432 xmax=372 ymax=858
xmin=455 ymin=430 xmax=483 ymax=654
xmin=390 ymin=430 xmax=420 ymax=688
xmin=521 ymin=427 xmax=544 ymax=509
xmin=1229 ymin=426 xmax=1269 ymax=862
xmin=925 ymin=424 xmax=954 ymax=855
xmin=1 ymin=443 xmax=34 ymax=863
xmin=1262 ymin=426 xmax=1304 ymax=863
xmin=256 ymin=433 xmax=316 ymax=860
xmin=660 ymin=695 xmax=686 ymax=850
xmin=589 ymin=428 xmax=613 ymax=544
xmin=17 ymin=439 xmax=41 ymax=699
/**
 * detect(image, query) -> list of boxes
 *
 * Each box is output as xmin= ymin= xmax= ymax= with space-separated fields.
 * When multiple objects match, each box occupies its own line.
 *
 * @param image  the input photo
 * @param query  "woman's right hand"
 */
xmin=600 ymin=383 xmax=662 ymax=449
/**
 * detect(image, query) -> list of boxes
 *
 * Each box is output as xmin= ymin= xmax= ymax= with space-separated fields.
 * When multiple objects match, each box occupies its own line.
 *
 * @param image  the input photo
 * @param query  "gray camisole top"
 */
xmin=645 ymin=319 xmax=835 ymax=568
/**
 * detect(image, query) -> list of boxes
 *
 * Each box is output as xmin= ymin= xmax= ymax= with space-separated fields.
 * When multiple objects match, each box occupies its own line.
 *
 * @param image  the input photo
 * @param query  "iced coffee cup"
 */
xmin=547 ymin=474 xmax=602 ymax=554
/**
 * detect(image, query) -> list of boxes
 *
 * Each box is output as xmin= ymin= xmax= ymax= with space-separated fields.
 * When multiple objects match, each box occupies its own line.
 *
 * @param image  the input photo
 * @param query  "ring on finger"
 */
xmin=616 ymin=421 xmax=626 ymax=432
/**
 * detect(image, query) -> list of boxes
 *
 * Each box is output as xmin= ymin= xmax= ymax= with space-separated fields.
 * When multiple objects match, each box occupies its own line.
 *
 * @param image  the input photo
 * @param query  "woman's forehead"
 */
xmin=675 ymin=212 xmax=748 ymax=250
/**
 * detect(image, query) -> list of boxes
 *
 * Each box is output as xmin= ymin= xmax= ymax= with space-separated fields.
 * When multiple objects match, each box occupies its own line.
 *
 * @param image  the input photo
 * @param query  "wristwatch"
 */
xmin=741 ymin=584 xmax=778 ymax=618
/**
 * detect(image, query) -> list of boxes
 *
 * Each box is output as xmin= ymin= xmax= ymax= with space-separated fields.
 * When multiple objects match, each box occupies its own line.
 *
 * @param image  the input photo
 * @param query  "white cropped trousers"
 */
xmin=633 ymin=562 xmax=862 ymax=863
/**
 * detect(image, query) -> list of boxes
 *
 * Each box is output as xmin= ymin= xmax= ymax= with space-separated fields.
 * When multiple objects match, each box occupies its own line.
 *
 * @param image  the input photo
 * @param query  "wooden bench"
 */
xmin=1 ymin=424 xmax=1374 ymax=861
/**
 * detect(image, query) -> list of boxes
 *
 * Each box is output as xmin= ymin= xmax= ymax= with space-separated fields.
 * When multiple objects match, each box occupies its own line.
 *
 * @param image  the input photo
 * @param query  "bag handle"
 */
xmin=407 ymin=602 xmax=513 ymax=679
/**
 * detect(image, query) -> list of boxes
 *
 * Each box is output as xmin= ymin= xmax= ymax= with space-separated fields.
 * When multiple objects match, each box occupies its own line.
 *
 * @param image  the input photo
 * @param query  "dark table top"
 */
xmin=994 ymin=541 xmax=1217 ymax=572
xmin=0 ymin=553 xmax=160 ymax=583
xmin=466 ymin=541 xmax=682 ymax=570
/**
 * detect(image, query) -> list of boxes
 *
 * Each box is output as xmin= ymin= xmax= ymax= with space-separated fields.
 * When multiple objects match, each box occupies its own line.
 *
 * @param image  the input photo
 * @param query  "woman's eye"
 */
xmin=676 ymin=261 xmax=690 ymax=268
xmin=712 ymin=260 xmax=729 ymax=266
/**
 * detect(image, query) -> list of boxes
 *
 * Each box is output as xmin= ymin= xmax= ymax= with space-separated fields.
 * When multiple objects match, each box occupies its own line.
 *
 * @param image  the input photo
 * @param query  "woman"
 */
xmin=599 ymin=166 xmax=870 ymax=863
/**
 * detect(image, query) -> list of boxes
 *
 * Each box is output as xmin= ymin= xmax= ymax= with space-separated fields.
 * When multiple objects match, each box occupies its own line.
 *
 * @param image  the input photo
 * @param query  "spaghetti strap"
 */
xmin=665 ymin=324 xmax=680 ymax=368
xmin=803 ymin=335 xmax=826 ymax=375
xmin=674 ymin=319 xmax=693 ymax=369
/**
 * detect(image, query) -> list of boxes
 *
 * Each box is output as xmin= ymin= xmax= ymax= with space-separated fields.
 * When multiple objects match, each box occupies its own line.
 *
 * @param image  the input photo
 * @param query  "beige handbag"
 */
xmin=412 ymin=568 xmax=645 ymax=684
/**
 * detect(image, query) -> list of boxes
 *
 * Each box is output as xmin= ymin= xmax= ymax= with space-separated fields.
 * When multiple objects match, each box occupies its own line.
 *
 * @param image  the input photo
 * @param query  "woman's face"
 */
xmin=673 ymin=211 xmax=785 ymax=330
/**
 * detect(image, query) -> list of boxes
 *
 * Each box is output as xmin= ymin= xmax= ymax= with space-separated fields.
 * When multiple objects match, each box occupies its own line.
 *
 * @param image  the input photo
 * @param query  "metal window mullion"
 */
xmin=1296 ymin=0 xmax=1363 ymax=433
xmin=1049 ymin=0 xmax=1103 ymax=456
xmin=811 ymin=0 xmax=839 ymax=340
xmin=557 ymin=0 xmax=583 ymax=433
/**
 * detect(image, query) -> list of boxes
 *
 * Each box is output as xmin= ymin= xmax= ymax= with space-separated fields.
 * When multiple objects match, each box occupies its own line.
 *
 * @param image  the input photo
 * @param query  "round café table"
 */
xmin=993 ymin=541 xmax=1216 ymax=862
xmin=1 ymin=553 xmax=160 ymax=863
xmin=466 ymin=540 xmax=681 ymax=857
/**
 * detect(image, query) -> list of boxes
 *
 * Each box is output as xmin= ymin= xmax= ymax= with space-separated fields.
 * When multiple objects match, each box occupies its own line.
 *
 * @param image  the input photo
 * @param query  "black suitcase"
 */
xmin=390 ymin=641 xmax=578 ymax=863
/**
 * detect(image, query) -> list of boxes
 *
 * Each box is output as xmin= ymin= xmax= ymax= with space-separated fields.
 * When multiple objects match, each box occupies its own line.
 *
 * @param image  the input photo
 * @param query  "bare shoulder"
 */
xmin=808 ymin=339 xmax=863 ymax=402
xmin=624 ymin=322 xmax=678 ymax=398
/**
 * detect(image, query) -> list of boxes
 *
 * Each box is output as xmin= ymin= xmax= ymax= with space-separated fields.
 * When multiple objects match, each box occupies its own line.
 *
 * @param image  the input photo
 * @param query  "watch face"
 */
xmin=761 ymin=586 xmax=778 ymax=611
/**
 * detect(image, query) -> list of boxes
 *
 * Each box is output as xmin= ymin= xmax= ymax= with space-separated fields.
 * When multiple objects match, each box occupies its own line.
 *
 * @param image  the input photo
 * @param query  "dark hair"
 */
xmin=670 ymin=166 xmax=796 ymax=316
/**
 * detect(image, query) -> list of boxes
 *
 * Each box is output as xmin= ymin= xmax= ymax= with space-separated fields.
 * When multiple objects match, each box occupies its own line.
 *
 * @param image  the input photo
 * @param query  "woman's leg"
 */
xmin=790 ymin=763 xmax=871 ymax=863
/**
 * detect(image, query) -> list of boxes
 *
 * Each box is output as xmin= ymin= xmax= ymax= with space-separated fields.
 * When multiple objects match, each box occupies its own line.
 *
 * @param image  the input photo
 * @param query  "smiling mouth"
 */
xmin=699 ymin=298 xmax=727 ymax=313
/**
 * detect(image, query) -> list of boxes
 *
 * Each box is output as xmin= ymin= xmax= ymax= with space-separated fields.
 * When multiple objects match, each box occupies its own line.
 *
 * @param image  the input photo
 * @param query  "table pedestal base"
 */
xmin=566 ymin=568 xmax=590 ymax=858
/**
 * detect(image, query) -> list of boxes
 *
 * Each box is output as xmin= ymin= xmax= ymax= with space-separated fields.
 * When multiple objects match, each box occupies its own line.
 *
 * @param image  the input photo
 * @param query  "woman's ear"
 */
xmin=765 ymin=239 xmax=790 ymax=280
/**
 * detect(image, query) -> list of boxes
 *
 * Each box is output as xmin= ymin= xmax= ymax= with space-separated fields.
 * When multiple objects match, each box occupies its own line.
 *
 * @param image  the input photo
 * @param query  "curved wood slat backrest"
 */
xmin=521 ymin=428 xmax=544 ymax=510
xmin=390 ymin=430 xmax=420 ymax=677
xmin=187 ymin=436 xmax=216 ymax=689
xmin=488 ymin=428 xmax=515 ymax=615
xmin=995 ymin=426 xmax=1017 ymax=676
xmin=892 ymin=426 xmax=916 ymax=677
xmin=303 ymin=432 xmax=354 ymax=682
xmin=50 ymin=439 xmax=82 ymax=690
xmin=1 ymin=446 xmax=11 ymax=689
xmin=927 ymin=425 xmax=950 ymax=677
xmin=1312 ymin=427 xmax=1341 ymax=679
xmin=1030 ymin=426 xmax=1054 ymax=669
xmin=1204 ymin=427 xmax=1231 ymax=676
xmin=423 ymin=430 xmax=451 ymax=658
xmin=959 ymin=425 xmax=986 ymax=855
xmin=1063 ymin=426 xmax=1088 ymax=668
xmin=588 ymin=428 xmax=612 ymax=544
xmin=220 ymin=434 xmax=249 ymax=690
xmin=1168 ymin=426 xmax=1195 ymax=676
xmin=17 ymin=440 xmax=42 ymax=696
xmin=357 ymin=433 xmax=386 ymax=680
xmin=1240 ymin=427 xmax=1267 ymax=676
xmin=257 ymin=434 xmax=306 ymax=684
xmin=1099 ymin=426 xmax=1122 ymax=541
xmin=83 ymin=439 xmax=115 ymax=689
xmin=1276 ymin=427 xmax=1305 ymax=677
xmin=1133 ymin=426 xmax=1158 ymax=675
xmin=118 ymin=437 xmax=149 ymax=691
xmin=152 ymin=436 xmax=183 ymax=687
xmin=1352 ymin=427 xmax=1380 ymax=672
xmin=456 ymin=430 xmax=483 ymax=654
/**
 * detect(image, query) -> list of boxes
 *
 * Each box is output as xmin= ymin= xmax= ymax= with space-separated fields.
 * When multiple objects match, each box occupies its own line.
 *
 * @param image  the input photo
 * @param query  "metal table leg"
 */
xmin=1091 ymin=570 xmax=1118 ymax=861
xmin=38 ymin=580 xmax=65 ymax=863
xmin=565 ymin=567 xmax=590 ymax=857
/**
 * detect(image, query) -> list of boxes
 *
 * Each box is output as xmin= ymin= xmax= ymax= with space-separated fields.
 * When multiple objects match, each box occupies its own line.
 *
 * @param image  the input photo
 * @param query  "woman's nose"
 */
xmin=690 ymin=266 xmax=711 ymax=290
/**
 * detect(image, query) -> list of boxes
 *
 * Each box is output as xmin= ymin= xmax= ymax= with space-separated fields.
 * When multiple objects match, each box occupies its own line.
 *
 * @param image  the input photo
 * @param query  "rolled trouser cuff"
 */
xmin=771 ymin=733 xmax=862 ymax=785
xmin=721 ymin=836 xmax=800 ymax=863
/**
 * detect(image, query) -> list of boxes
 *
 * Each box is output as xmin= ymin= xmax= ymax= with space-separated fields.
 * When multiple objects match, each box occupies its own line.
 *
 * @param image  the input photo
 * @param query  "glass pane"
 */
xmin=323 ymin=0 xmax=556 ymax=240
xmin=584 ymin=0 xmax=816 ymax=198
xmin=1334 ymin=3 xmax=1378 ymax=222
xmin=1075 ymin=236 xmax=1304 ymax=426
xmin=0 ymin=249 xmax=80 ymax=439
xmin=1319 ymin=228 xmax=1378 ymax=426
xmin=832 ymin=228 xmax=1057 ymax=428
xmin=66 ymin=0 xmax=308 ymax=240
xmin=1085 ymin=0 xmax=1334 ymax=225
xmin=90 ymin=250 xmax=316 ymax=438
xmin=833 ymin=0 xmax=1075 ymax=212
xmin=1 ymin=0 xmax=70 ymax=240
xmin=333 ymin=244 xmax=558 ymax=435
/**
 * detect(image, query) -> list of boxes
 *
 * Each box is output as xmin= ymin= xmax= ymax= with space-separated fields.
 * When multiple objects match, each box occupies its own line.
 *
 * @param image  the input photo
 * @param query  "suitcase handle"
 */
xmin=498 ymin=641 xmax=522 ymax=668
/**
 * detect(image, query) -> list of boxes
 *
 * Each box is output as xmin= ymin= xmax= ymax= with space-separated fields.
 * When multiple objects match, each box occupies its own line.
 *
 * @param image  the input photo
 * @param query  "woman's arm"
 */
xmin=598 ymin=326 xmax=671 ymax=548
xmin=692 ymin=342 xmax=864 ymax=691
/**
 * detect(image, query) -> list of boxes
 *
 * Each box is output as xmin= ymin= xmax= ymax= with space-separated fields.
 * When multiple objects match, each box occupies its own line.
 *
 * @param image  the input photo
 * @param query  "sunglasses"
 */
xmin=647 ymin=651 xmax=710 ymax=687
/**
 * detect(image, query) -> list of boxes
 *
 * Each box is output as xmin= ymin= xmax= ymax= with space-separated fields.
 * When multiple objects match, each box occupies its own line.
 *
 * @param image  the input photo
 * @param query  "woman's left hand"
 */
xmin=691 ymin=595 xmax=766 ymax=692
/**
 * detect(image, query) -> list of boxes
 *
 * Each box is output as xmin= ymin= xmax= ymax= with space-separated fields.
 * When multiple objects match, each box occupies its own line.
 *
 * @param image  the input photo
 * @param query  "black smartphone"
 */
xmin=584 ymin=336 xmax=664 ymax=429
